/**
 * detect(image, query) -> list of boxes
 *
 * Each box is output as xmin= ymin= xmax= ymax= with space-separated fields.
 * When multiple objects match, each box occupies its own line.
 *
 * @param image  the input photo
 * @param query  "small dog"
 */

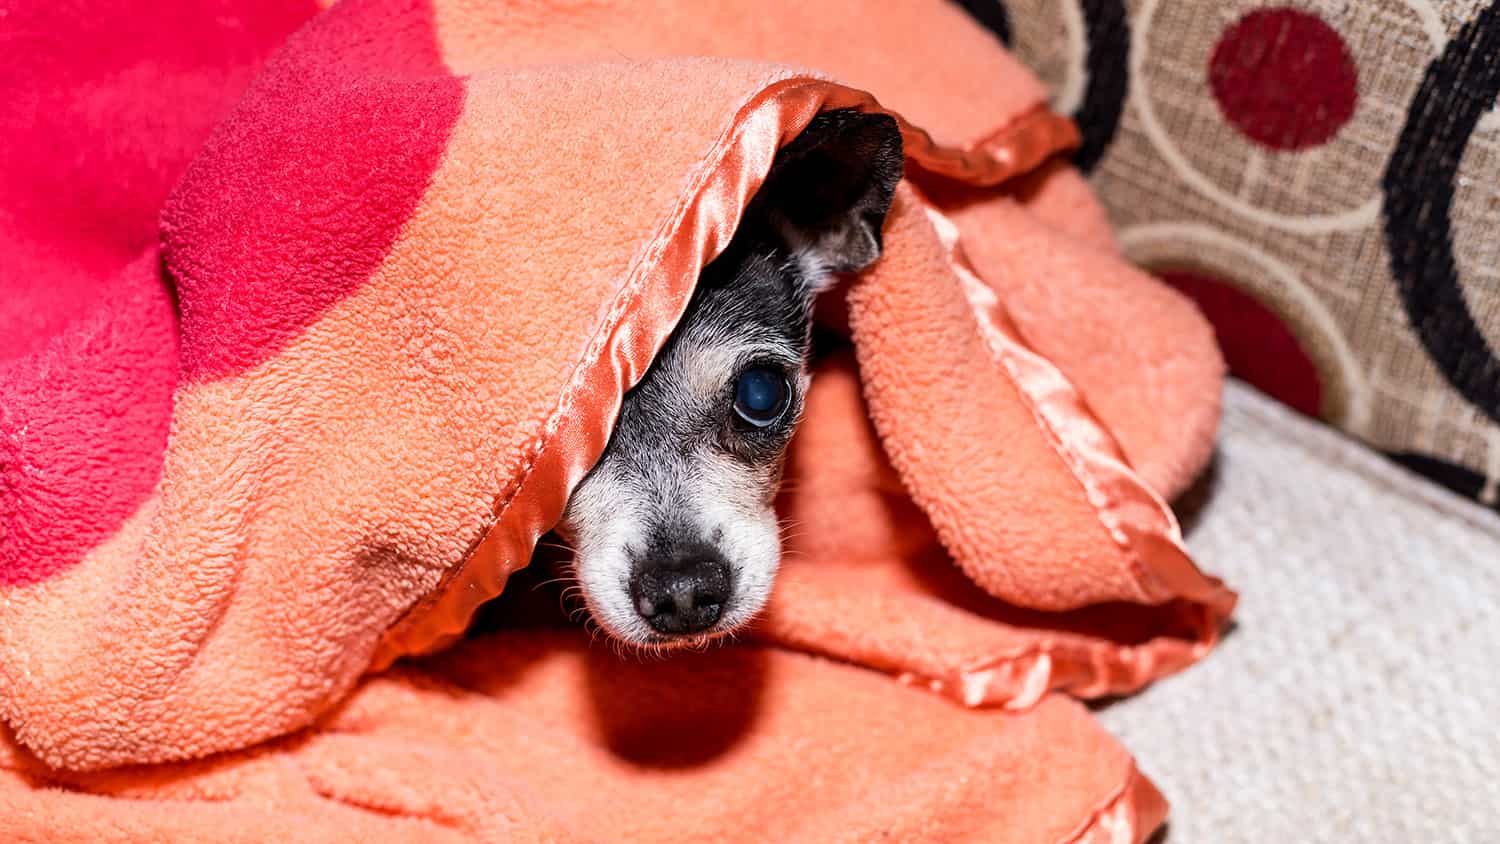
xmin=557 ymin=109 xmax=903 ymax=647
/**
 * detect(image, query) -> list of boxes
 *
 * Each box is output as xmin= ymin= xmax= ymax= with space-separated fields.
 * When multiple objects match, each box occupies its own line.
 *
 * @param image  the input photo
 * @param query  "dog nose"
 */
xmin=630 ymin=555 xmax=730 ymax=635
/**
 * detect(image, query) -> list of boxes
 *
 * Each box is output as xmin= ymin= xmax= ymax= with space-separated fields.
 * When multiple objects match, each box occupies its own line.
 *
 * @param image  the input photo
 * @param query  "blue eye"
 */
xmin=733 ymin=365 xmax=790 ymax=427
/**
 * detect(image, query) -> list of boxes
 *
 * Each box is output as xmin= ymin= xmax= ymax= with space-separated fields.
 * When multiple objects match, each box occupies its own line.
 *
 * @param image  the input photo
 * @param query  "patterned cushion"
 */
xmin=962 ymin=0 xmax=1500 ymax=511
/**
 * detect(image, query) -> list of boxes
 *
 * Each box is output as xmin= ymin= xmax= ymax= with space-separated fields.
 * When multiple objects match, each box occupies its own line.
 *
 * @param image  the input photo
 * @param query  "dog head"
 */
xmin=558 ymin=109 xmax=903 ymax=646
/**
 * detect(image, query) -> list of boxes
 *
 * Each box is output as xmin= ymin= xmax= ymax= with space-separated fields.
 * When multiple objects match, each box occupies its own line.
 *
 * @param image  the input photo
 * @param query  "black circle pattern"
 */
xmin=1071 ymin=0 xmax=1129 ymax=172
xmin=1381 ymin=0 xmax=1500 ymax=424
xmin=951 ymin=0 xmax=1129 ymax=172
xmin=1388 ymin=452 xmax=1499 ymax=511
xmin=951 ymin=0 xmax=1011 ymax=45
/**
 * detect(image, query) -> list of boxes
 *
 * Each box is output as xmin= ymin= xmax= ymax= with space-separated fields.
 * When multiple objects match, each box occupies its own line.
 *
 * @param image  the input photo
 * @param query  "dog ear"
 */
xmin=758 ymin=109 xmax=904 ymax=279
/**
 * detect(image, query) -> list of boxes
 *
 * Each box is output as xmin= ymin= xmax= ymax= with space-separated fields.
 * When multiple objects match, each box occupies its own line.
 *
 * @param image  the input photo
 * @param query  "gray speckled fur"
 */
xmin=559 ymin=110 xmax=902 ymax=646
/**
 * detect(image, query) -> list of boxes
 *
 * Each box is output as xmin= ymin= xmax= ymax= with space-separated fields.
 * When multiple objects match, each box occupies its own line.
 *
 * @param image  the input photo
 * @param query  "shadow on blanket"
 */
xmin=477 ymin=565 xmax=772 ymax=770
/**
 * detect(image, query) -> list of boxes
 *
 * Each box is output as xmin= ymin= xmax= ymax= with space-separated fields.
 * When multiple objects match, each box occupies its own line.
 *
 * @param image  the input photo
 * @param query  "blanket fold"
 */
xmin=0 ymin=0 xmax=1233 ymax=840
xmin=1 ymin=629 xmax=1170 ymax=843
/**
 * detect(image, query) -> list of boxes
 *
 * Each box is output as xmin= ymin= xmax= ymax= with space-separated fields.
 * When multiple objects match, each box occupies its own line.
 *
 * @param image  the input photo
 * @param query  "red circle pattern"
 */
xmin=1160 ymin=271 xmax=1324 ymax=418
xmin=1208 ymin=8 xmax=1359 ymax=151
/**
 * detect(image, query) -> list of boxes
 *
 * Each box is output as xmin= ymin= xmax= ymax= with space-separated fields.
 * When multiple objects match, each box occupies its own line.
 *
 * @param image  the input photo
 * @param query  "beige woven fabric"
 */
xmin=1003 ymin=0 xmax=1500 ymax=503
xmin=1097 ymin=381 xmax=1500 ymax=842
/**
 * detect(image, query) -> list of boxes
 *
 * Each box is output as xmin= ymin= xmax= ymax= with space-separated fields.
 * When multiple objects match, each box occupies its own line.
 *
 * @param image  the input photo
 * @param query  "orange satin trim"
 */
xmin=888 ymin=199 xmax=1237 ymax=704
xmin=1061 ymin=762 xmax=1169 ymax=844
xmin=375 ymin=77 xmax=1072 ymax=664
xmin=901 ymin=604 xmax=1225 ymax=710
xmin=927 ymin=203 xmax=1235 ymax=615
xmin=906 ymin=103 xmax=1081 ymax=186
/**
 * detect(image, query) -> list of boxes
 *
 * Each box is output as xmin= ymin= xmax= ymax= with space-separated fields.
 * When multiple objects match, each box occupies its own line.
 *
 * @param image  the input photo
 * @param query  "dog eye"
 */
xmin=732 ymin=365 xmax=790 ymax=427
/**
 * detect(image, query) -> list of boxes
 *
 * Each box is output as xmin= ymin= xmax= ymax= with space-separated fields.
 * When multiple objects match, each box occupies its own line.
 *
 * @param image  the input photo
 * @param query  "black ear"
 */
xmin=757 ymin=109 xmax=904 ymax=276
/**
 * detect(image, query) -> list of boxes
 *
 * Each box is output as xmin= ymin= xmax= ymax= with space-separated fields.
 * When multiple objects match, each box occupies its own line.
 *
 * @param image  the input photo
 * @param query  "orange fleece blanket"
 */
xmin=0 ymin=0 xmax=1234 ymax=840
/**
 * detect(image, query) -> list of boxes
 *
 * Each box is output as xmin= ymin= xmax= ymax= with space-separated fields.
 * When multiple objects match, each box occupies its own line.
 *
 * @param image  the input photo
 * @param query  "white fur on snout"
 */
xmin=693 ymin=451 xmax=782 ymax=632
xmin=561 ymin=467 xmax=658 ymax=644
xmin=561 ymin=446 xmax=785 ymax=647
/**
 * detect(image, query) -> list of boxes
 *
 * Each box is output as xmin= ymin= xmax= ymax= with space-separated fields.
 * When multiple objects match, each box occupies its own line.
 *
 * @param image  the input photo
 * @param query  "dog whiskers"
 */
xmin=531 ymin=574 xmax=577 ymax=592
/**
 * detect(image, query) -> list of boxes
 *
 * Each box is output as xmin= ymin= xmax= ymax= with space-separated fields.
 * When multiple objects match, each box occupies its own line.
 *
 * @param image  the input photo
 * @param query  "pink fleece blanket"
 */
xmin=1 ymin=1 xmax=1232 ymax=840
